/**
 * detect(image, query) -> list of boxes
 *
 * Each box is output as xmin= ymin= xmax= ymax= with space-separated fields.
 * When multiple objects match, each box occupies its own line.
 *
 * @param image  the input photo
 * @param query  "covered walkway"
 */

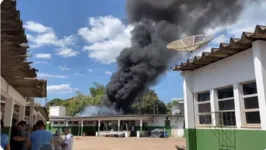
xmin=1 ymin=0 xmax=47 ymax=135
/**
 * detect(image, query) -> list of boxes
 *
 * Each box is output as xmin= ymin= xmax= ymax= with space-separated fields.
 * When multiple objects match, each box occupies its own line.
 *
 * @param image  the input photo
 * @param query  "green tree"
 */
xmin=46 ymin=98 xmax=67 ymax=107
xmin=166 ymin=100 xmax=180 ymax=114
xmin=132 ymin=89 xmax=167 ymax=114
xmin=88 ymin=83 xmax=105 ymax=105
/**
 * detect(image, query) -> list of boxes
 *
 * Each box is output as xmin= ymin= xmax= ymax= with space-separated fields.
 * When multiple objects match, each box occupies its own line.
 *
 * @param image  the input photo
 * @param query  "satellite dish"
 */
xmin=167 ymin=34 xmax=214 ymax=52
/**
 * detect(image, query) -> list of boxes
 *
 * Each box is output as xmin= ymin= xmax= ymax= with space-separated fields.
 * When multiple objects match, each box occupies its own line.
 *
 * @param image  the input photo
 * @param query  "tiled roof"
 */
xmin=172 ymin=25 xmax=266 ymax=71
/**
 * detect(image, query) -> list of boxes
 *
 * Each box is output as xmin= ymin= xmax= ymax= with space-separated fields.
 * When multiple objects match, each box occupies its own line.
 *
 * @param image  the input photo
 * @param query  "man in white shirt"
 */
xmin=61 ymin=128 xmax=73 ymax=150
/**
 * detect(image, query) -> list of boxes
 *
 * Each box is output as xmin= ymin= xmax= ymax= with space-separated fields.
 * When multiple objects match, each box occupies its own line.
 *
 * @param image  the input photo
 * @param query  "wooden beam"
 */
xmin=1 ymin=34 xmax=27 ymax=43
xmin=1 ymin=70 xmax=36 ymax=78
xmin=1 ymin=0 xmax=16 ymax=10
xmin=1 ymin=42 xmax=23 ymax=48
xmin=1 ymin=47 xmax=28 ymax=55
xmin=1 ymin=28 xmax=25 ymax=36
xmin=1 ymin=10 xmax=20 ymax=21
xmin=1 ymin=20 xmax=23 ymax=30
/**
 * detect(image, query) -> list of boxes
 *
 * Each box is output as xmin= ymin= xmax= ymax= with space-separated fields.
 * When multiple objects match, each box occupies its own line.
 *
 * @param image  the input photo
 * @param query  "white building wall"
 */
xmin=183 ymin=41 xmax=266 ymax=130
xmin=192 ymin=48 xmax=255 ymax=93
xmin=49 ymin=106 xmax=66 ymax=116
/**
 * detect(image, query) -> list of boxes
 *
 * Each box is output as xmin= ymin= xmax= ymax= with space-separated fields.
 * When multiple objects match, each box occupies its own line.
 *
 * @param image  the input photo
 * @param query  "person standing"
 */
xmin=10 ymin=121 xmax=27 ymax=150
xmin=22 ymin=125 xmax=31 ymax=150
xmin=27 ymin=120 xmax=53 ymax=150
xmin=60 ymin=128 xmax=73 ymax=150
xmin=53 ymin=130 xmax=63 ymax=150
xmin=1 ymin=120 xmax=10 ymax=150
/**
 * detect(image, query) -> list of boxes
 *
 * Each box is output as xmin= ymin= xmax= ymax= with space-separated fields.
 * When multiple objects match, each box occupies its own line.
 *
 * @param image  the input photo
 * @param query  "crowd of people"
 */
xmin=0 ymin=119 xmax=73 ymax=150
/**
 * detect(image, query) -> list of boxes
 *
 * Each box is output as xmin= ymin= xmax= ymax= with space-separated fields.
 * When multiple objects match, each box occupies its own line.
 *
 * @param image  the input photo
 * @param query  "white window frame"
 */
xmin=240 ymin=81 xmax=260 ymax=127
xmin=216 ymin=86 xmax=236 ymax=127
xmin=195 ymin=91 xmax=212 ymax=126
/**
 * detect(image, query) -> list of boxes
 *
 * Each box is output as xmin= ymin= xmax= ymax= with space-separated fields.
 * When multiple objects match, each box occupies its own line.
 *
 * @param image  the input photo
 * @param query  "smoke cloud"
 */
xmin=75 ymin=106 xmax=122 ymax=117
xmin=104 ymin=0 xmax=244 ymax=113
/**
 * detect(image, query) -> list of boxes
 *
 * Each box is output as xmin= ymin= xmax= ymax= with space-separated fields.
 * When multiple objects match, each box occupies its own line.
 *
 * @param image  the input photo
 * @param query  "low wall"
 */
xmin=185 ymin=128 xmax=266 ymax=150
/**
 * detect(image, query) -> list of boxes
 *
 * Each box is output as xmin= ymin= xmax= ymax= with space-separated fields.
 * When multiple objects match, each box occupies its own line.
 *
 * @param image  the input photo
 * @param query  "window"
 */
xmin=53 ymin=121 xmax=58 ymax=125
xmin=68 ymin=121 xmax=72 ymax=124
xmin=74 ymin=121 xmax=78 ymax=124
xmin=242 ymin=82 xmax=260 ymax=124
xmin=196 ymin=91 xmax=212 ymax=124
xmin=217 ymin=86 xmax=236 ymax=126
xmin=60 ymin=121 xmax=64 ymax=124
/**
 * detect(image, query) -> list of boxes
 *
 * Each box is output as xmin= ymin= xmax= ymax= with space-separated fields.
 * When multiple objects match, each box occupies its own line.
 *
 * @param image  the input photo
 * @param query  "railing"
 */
xmin=197 ymin=111 xmax=236 ymax=150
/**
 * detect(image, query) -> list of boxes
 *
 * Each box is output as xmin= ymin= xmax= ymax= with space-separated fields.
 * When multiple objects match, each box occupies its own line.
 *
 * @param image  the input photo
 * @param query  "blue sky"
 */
xmin=17 ymin=0 xmax=266 ymax=104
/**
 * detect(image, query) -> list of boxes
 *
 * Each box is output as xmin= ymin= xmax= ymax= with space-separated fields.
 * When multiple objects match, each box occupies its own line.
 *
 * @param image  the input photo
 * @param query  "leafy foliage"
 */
xmin=132 ymin=90 xmax=167 ymax=114
xmin=47 ymin=83 xmax=168 ymax=116
xmin=166 ymin=100 xmax=180 ymax=114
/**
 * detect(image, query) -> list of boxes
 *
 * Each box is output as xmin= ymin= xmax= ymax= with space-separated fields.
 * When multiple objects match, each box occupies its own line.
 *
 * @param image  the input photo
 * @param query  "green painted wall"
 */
xmin=185 ymin=128 xmax=266 ymax=150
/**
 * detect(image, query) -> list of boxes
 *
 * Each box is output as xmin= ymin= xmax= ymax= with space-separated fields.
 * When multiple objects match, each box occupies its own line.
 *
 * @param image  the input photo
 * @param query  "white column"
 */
xmin=183 ymin=71 xmax=195 ymax=129
xmin=3 ymin=97 xmax=15 ymax=135
xmin=81 ymin=120 xmax=84 ymax=136
xmin=140 ymin=119 xmax=143 ymax=131
xmin=29 ymin=98 xmax=34 ymax=126
xmin=210 ymin=89 xmax=218 ymax=126
xmin=253 ymin=40 xmax=266 ymax=130
xmin=66 ymin=120 xmax=68 ymax=127
xmin=118 ymin=119 xmax=120 ymax=131
xmin=233 ymin=84 xmax=243 ymax=128
xmin=18 ymin=105 xmax=25 ymax=121
xmin=98 ymin=120 xmax=101 ymax=131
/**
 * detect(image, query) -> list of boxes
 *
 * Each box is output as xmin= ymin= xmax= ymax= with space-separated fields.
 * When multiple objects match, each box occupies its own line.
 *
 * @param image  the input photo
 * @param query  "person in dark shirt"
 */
xmin=10 ymin=121 xmax=27 ymax=150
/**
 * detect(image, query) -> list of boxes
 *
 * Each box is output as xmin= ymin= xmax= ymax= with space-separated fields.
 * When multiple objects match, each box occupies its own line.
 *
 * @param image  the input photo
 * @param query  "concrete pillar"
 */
xmin=253 ymin=40 xmax=266 ymax=130
xmin=183 ymin=71 xmax=197 ymax=150
xmin=140 ymin=119 xmax=143 ymax=131
xmin=81 ymin=120 xmax=84 ymax=136
xmin=29 ymin=99 xmax=34 ymax=126
xmin=98 ymin=120 xmax=101 ymax=131
xmin=183 ymin=71 xmax=195 ymax=129
xmin=18 ymin=104 xmax=25 ymax=121
xmin=66 ymin=120 xmax=68 ymax=127
xmin=233 ymin=84 xmax=243 ymax=128
xmin=210 ymin=89 xmax=218 ymax=126
xmin=3 ymin=97 xmax=15 ymax=136
xmin=118 ymin=119 xmax=120 ymax=131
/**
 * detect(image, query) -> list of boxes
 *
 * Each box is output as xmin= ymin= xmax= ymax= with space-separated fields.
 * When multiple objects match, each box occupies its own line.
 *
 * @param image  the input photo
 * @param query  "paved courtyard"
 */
xmin=73 ymin=137 xmax=186 ymax=150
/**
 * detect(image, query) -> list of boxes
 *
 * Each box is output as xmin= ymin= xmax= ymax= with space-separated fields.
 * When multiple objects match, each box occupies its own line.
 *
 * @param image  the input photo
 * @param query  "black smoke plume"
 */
xmin=104 ymin=0 xmax=244 ymax=113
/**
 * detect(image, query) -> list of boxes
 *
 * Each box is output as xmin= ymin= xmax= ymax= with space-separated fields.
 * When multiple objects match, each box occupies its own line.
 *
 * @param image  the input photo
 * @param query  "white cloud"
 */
xmin=79 ymin=16 xmax=133 ymax=64
xmin=87 ymin=68 xmax=93 ymax=72
xmin=25 ymin=21 xmax=78 ymax=58
xmin=24 ymin=21 xmax=52 ymax=33
xmin=35 ymin=53 xmax=51 ymax=59
xmin=59 ymin=66 xmax=71 ymax=71
xmin=105 ymin=71 xmax=112 ymax=75
xmin=34 ymin=61 xmax=48 ymax=64
xmin=212 ymin=34 xmax=229 ymax=45
xmin=56 ymin=48 xmax=79 ymax=57
xmin=47 ymin=84 xmax=78 ymax=93
xmin=37 ymin=73 xmax=68 ymax=79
